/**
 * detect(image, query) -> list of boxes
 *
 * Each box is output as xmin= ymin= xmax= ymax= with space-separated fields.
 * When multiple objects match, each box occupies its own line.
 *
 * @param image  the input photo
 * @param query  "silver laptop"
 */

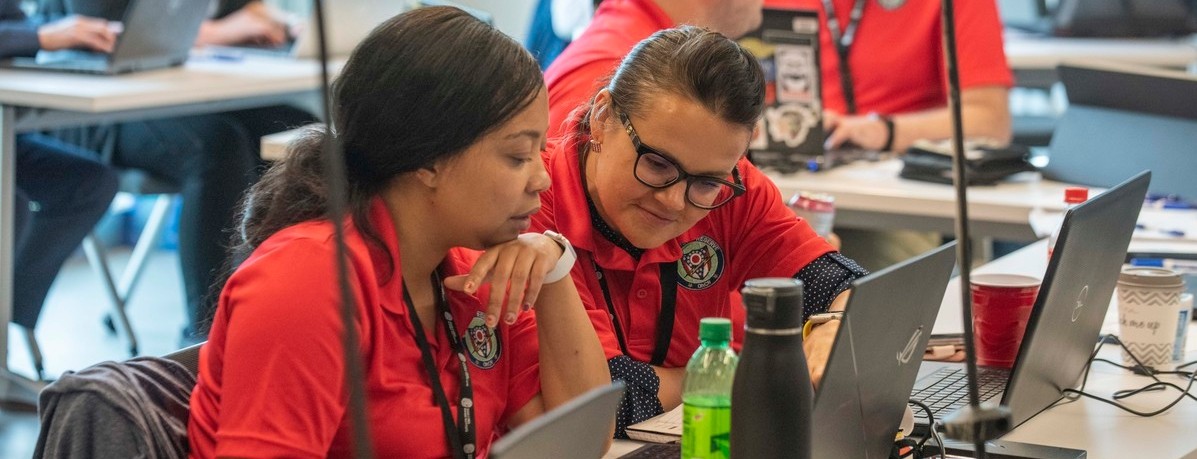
xmin=911 ymin=171 xmax=1151 ymax=431
xmin=490 ymin=382 xmax=624 ymax=459
xmin=7 ymin=0 xmax=207 ymax=75
xmin=813 ymin=242 xmax=957 ymax=459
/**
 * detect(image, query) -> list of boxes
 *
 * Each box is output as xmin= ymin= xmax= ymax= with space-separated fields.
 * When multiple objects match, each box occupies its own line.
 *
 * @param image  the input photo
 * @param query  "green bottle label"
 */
xmin=681 ymin=396 xmax=731 ymax=459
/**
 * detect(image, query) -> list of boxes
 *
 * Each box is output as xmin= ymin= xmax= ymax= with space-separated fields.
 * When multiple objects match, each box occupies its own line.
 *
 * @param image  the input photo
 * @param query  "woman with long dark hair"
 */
xmin=188 ymin=7 xmax=609 ymax=458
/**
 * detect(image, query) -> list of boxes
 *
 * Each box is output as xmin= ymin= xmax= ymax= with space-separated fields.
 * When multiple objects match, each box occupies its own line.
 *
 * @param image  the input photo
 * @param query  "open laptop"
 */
xmin=813 ymin=242 xmax=958 ymax=459
xmin=910 ymin=171 xmax=1151 ymax=432
xmin=490 ymin=382 xmax=624 ymax=459
xmin=6 ymin=0 xmax=207 ymax=75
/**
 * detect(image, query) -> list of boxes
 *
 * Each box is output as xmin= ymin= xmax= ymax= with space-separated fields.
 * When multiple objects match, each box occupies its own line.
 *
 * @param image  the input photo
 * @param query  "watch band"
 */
xmin=803 ymin=311 xmax=844 ymax=339
xmin=541 ymin=230 xmax=577 ymax=284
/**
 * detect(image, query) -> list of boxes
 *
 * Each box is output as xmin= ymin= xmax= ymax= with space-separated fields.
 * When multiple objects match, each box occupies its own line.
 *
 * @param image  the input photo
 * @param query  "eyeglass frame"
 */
xmin=611 ymin=106 xmax=747 ymax=210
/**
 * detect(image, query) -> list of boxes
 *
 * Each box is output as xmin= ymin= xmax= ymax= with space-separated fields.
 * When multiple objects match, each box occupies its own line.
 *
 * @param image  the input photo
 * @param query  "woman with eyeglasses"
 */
xmin=532 ymin=25 xmax=869 ymax=437
xmin=188 ymin=8 xmax=609 ymax=458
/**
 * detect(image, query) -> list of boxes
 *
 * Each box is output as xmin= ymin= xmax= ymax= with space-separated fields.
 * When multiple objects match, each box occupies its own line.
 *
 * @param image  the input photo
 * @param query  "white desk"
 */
xmin=767 ymin=159 xmax=1077 ymax=241
xmin=0 ymin=55 xmax=334 ymax=406
xmin=1004 ymin=34 xmax=1197 ymax=88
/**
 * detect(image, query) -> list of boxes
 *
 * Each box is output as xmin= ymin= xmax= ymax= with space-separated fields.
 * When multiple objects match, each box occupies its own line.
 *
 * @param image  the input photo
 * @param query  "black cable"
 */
xmin=908 ymin=399 xmax=946 ymax=459
xmin=311 ymin=0 xmax=373 ymax=457
xmin=1056 ymin=334 xmax=1197 ymax=418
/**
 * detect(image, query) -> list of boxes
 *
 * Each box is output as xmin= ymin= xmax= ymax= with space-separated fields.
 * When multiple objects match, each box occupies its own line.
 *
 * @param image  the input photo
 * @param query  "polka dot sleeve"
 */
xmin=608 ymin=355 xmax=664 ymax=439
xmin=796 ymin=252 xmax=869 ymax=321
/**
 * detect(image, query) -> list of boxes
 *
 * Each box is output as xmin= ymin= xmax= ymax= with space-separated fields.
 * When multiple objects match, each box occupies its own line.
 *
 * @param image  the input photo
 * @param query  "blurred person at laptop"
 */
xmin=1 ymin=0 xmax=120 ymax=344
xmin=195 ymin=0 xmax=293 ymax=48
xmin=188 ymin=7 xmax=610 ymax=458
xmin=765 ymin=0 xmax=1014 ymax=270
xmin=533 ymin=25 xmax=869 ymax=438
xmin=47 ymin=0 xmax=318 ymax=346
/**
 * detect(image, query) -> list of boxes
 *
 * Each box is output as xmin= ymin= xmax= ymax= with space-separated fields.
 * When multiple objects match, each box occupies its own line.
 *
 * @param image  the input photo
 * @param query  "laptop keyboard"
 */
xmin=910 ymin=366 xmax=1009 ymax=423
xmin=619 ymin=443 xmax=680 ymax=459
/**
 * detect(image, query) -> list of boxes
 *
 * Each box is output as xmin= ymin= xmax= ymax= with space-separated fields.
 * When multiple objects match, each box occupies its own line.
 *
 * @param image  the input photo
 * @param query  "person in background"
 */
xmin=765 ymin=0 xmax=1013 ymax=270
xmin=188 ymin=7 xmax=609 ymax=458
xmin=1 ymin=0 xmax=119 ymax=358
xmin=53 ymin=0 xmax=318 ymax=345
xmin=532 ymin=25 xmax=868 ymax=438
xmin=544 ymin=0 xmax=765 ymax=138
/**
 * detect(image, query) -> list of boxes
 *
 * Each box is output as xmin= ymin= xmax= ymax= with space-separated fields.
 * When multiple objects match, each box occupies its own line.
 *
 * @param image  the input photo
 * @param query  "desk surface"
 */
xmin=1004 ymin=34 xmax=1197 ymax=71
xmin=0 ymin=56 xmax=334 ymax=113
xmin=767 ymin=159 xmax=1076 ymax=240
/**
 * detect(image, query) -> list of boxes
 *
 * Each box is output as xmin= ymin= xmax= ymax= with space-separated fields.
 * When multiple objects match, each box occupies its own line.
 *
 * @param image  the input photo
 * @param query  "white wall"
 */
xmin=268 ymin=0 xmax=537 ymax=44
xmin=452 ymin=0 xmax=537 ymax=43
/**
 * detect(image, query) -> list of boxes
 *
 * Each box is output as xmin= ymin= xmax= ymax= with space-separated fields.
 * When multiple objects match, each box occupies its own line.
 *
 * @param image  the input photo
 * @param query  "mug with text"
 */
xmin=1118 ymin=267 xmax=1186 ymax=368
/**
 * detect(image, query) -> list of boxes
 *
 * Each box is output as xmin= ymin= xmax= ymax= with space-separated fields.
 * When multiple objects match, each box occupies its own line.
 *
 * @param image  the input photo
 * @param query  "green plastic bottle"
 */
xmin=681 ymin=318 xmax=738 ymax=459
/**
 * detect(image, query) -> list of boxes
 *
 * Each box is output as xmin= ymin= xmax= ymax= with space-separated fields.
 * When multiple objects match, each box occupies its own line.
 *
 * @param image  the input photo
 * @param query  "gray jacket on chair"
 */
xmin=34 ymin=357 xmax=196 ymax=459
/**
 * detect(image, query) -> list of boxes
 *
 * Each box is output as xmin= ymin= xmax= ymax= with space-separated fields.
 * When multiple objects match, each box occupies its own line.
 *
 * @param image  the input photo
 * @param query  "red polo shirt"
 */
xmin=544 ymin=0 xmax=674 ymax=139
xmin=189 ymin=199 xmax=541 ymax=459
xmin=764 ymin=0 xmax=1013 ymax=114
xmin=531 ymin=138 xmax=834 ymax=367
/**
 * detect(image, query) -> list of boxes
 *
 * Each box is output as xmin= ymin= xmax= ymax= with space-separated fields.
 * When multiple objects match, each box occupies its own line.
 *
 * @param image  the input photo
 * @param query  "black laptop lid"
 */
xmin=1003 ymin=171 xmax=1150 ymax=427
xmin=813 ymin=242 xmax=958 ymax=459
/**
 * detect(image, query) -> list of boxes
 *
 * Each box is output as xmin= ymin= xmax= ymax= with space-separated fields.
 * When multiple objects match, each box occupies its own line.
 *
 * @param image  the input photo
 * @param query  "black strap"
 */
xmin=403 ymin=272 xmax=476 ymax=459
xmin=651 ymin=264 xmax=678 ymax=366
xmin=592 ymin=259 xmax=678 ymax=366
xmin=823 ymin=0 xmax=868 ymax=114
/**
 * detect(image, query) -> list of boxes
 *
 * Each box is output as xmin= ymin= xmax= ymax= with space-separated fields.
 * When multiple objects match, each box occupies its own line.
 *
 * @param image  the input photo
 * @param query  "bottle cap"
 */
xmin=1064 ymin=187 xmax=1089 ymax=204
xmin=741 ymin=278 xmax=805 ymax=330
xmin=699 ymin=318 xmax=732 ymax=343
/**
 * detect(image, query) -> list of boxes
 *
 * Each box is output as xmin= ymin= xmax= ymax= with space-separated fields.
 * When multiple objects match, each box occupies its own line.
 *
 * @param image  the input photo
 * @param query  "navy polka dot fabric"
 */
xmin=796 ymin=252 xmax=869 ymax=320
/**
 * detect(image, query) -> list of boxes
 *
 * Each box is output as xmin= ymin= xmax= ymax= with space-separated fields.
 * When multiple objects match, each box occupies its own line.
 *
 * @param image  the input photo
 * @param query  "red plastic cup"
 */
xmin=971 ymin=274 xmax=1041 ymax=368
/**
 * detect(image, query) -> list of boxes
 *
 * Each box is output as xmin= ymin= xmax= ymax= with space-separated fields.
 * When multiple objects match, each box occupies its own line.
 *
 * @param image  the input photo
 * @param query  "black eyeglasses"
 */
xmin=614 ymin=109 xmax=746 ymax=210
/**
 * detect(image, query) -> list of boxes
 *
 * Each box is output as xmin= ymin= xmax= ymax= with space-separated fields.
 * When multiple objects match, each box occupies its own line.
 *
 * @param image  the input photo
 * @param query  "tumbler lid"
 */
xmin=1118 ymin=267 xmax=1185 ymax=289
xmin=741 ymin=278 xmax=805 ymax=330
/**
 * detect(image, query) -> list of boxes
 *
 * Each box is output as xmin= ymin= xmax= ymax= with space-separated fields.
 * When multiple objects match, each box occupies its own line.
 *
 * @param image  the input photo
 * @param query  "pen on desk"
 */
xmin=1134 ymin=223 xmax=1187 ymax=238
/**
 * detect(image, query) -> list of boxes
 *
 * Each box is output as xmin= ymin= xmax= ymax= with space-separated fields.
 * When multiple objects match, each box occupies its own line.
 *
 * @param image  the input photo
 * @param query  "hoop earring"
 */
xmin=588 ymin=139 xmax=602 ymax=153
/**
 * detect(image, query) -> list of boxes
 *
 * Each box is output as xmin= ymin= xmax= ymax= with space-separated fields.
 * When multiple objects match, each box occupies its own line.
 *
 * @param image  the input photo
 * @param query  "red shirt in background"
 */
xmin=544 ymin=0 xmax=674 ymax=139
xmin=764 ymin=0 xmax=1013 ymax=114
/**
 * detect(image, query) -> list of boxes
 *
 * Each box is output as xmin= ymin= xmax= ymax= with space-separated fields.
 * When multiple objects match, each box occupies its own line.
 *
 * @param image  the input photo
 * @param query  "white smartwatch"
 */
xmin=541 ymin=230 xmax=577 ymax=283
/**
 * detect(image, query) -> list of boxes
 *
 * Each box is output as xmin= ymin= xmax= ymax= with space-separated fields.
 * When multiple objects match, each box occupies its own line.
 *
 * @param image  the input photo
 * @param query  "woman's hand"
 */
xmin=443 ymin=233 xmax=565 ymax=328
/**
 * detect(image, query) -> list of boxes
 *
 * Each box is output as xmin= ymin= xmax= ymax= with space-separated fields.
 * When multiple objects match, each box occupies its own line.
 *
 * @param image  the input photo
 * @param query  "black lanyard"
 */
xmin=591 ymin=259 xmax=678 ymax=366
xmin=823 ymin=0 xmax=868 ymax=114
xmin=403 ymin=272 xmax=476 ymax=459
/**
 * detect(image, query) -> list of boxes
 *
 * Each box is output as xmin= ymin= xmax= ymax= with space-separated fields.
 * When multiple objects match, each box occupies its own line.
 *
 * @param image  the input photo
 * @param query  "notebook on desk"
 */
xmin=4 ymin=0 xmax=207 ymax=75
xmin=911 ymin=171 xmax=1151 ymax=433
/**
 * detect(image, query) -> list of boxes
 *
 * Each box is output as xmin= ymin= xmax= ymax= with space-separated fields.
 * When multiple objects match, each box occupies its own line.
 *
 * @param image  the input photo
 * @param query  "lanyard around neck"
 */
xmin=403 ymin=271 xmax=476 ymax=459
xmin=822 ymin=0 xmax=868 ymax=114
xmin=590 ymin=259 xmax=678 ymax=366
